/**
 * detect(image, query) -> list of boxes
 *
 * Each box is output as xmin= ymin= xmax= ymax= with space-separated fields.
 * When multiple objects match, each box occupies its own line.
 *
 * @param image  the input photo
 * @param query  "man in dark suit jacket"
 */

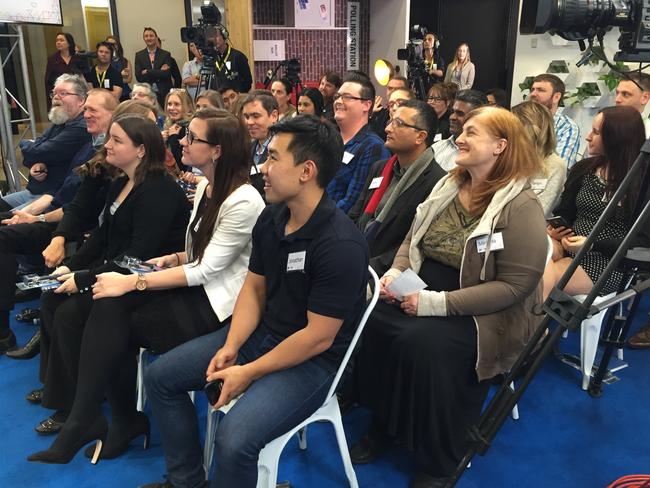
xmin=134 ymin=27 xmax=181 ymax=107
xmin=348 ymin=100 xmax=445 ymax=275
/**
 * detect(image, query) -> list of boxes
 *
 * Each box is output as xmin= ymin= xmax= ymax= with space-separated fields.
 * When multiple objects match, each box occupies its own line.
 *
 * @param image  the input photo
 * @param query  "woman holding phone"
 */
xmin=544 ymin=106 xmax=645 ymax=298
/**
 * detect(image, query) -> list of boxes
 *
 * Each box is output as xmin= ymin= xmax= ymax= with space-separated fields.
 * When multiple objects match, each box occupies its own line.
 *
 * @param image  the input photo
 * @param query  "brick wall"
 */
xmin=252 ymin=0 xmax=369 ymax=86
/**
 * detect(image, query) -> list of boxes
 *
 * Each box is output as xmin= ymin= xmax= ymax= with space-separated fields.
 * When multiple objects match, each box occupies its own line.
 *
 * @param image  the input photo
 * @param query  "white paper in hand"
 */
xmin=386 ymin=268 xmax=427 ymax=299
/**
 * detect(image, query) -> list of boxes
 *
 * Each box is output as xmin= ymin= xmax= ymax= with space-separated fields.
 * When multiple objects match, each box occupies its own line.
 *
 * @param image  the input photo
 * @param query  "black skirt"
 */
xmin=355 ymin=258 xmax=490 ymax=477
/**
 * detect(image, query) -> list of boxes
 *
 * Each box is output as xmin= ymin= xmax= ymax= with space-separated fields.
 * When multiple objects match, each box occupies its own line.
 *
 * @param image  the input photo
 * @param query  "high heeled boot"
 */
xmin=83 ymin=411 xmax=150 ymax=460
xmin=27 ymin=415 xmax=108 ymax=464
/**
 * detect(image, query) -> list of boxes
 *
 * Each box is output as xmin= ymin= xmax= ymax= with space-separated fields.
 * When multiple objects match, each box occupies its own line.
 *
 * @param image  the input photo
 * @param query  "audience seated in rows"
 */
xmin=142 ymin=115 xmax=368 ymax=488
xmin=426 ymin=82 xmax=457 ymax=142
xmin=242 ymin=92 xmax=279 ymax=196
xmin=318 ymin=70 xmax=342 ymax=122
xmin=350 ymin=106 xmax=547 ymax=488
xmin=369 ymin=75 xmax=408 ymax=141
xmin=162 ymin=89 xmax=194 ymax=173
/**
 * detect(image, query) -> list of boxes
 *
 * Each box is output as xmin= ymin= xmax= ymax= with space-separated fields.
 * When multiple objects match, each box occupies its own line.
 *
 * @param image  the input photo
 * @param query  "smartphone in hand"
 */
xmin=546 ymin=216 xmax=571 ymax=230
xmin=204 ymin=379 xmax=224 ymax=406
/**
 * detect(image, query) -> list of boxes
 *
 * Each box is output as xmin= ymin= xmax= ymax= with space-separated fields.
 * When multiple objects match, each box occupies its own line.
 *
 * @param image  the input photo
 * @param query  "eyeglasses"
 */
xmin=427 ymin=96 xmax=445 ymax=103
xmin=387 ymin=99 xmax=408 ymax=109
xmin=333 ymin=93 xmax=371 ymax=103
xmin=50 ymin=91 xmax=81 ymax=99
xmin=186 ymin=130 xmax=217 ymax=146
xmin=388 ymin=117 xmax=426 ymax=132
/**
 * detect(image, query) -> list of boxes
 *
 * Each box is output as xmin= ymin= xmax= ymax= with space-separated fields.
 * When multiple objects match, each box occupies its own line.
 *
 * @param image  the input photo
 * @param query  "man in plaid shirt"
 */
xmin=327 ymin=72 xmax=390 ymax=213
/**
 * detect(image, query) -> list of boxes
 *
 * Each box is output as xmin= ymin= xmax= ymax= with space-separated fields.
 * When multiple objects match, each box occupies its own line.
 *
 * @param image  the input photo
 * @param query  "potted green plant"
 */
xmin=598 ymin=61 xmax=629 ymax=92
xmin=564 ymin=82 xmax=602 ymax=108
xmin=518 ymin=76 xmax=534 ymax=99
xmin=547 ymin=60 xmax=570 ymax=82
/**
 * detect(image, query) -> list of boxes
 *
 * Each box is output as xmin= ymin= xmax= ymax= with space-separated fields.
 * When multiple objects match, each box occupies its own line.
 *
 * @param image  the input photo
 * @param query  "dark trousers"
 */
xmin=52 ymin=286 xmax=222 ymax=427
xmin=0 ymin=222 xmax=56 ymax=331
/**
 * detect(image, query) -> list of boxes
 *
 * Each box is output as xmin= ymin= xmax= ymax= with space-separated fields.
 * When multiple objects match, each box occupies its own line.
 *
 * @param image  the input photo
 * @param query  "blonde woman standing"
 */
xmin=444 ymin=42 xmax=475 ymax=90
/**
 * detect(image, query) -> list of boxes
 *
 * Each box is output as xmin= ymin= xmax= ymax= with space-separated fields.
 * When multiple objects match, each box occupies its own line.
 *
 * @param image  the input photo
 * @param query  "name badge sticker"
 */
xmin=286 ymin=251 xmax=306 ymax=272
xmin=434 ymin=133 xmax=443 ymax=142
xmin=476 ymin=232 xmax=505 ymax=253
xmin=225 ymin=61 xmax=231 ymax=70
xmin=104 ymin=79 xmax=111 ymax=89
xmin=369 ymin=176 xmax=383 ymax=190
xmin=531 ymin=178 xmax=548 ymax=191
xmin=342 ymin=151 xmax=355 ymax=165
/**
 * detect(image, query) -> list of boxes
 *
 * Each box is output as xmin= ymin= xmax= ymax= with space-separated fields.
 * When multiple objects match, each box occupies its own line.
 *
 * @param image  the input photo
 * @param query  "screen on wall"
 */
xmin=0 ymin=0 xmax=64 ymax=26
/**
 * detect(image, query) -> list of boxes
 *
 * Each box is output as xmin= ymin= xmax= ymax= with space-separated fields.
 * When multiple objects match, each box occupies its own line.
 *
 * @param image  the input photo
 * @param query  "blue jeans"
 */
xmin=1 ymin=189 xmax=39 ymax=210
xmin=145 ymin=324 xmax=337 ymax=488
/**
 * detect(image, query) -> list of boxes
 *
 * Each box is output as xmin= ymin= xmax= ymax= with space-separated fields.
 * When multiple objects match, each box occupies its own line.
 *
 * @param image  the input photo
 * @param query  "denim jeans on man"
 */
xmin=1 ymin=189 xmax=40 ymax=211
xmin=145 ymin=323 xmax=337 ymax=488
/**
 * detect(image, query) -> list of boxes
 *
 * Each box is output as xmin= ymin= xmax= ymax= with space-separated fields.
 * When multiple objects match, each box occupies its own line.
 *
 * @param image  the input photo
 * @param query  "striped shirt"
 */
xmin=432 ymin=136 xmax=459 ymax=172
xmin=554 ymin=112 xmax=580 ymax=169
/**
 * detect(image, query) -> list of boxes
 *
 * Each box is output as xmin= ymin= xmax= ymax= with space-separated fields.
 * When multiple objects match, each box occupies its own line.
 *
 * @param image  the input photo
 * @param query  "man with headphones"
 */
xmin=210 ymin=25 xmax=253 ymax=93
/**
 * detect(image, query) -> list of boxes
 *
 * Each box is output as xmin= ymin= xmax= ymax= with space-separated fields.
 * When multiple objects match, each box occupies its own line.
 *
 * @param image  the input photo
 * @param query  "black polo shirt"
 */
xmin=85 ymin=65 xmax=124 ymax=92
xmin=248 ymin=194 xmax=369 ymax=364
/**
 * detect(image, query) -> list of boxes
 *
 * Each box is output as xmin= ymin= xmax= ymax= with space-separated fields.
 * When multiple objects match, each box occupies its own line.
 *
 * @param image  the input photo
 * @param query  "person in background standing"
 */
xmin=44 ymin=32 xmax=82 ymax=110
xmin=423 ymin=32 xmax=445 ymax=91
xmin=444 ymin=43 xmax=475 ymax=90
xmin=182 ymin=43 xmax=204 ymax=101
xmin=135 ymin=27 xmax=180 ymax=108
xmin=106 ymin=35 xmax=132 ymax=101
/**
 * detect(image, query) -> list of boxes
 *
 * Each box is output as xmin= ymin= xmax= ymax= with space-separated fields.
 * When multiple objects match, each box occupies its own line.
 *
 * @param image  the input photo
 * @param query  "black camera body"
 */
xmin=180 ymin=2 xmax=227 ymax=72
xmin=521 ymin=0 xmax=650 ymax=62
xmin=397 ymin=25 xmax=429 ymax=100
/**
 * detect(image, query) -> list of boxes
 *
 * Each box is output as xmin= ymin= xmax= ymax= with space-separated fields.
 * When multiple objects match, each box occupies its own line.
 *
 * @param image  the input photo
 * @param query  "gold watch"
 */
xmin=135 ymin=273 xmax=147 ymax=291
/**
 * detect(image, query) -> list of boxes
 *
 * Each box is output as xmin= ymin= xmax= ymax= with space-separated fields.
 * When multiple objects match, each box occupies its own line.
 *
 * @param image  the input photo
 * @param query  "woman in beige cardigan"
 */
xmin=350 ymin=107 xmax=548 ymax=488
xmin=444 ymin=42 xmax=475 ymax=90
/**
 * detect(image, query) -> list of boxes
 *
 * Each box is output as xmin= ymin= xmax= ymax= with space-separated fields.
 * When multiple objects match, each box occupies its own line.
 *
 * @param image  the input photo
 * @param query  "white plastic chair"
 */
xmin=203 ymin=266 xmax=380 ymax=487
xmin=136 ymin=348 xmax=195 ymax=412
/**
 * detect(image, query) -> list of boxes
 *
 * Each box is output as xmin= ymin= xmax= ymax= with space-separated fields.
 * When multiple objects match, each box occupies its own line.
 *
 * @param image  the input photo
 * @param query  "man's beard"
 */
xmin=48 ymin=105 xmax=70 ymax=125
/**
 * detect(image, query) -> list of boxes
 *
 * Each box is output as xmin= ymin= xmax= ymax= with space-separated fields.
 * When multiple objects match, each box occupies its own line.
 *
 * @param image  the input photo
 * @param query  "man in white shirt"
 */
xmin=529 ymin=74 xmax=580 ymax=168
xmin=432 ymin=89 xmax=487 ymax=171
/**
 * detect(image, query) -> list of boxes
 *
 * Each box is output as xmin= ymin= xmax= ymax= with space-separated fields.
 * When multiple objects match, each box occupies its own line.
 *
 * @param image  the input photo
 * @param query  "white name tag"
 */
xmin=104 ymin=79 xmax=111 ymax=89
xmin=368 ymin=176 xmax=383 ymax=190
xmin=286 ymin=251 xmax=306 ymax=272
xmin=531 ymin=178 xmax=548 ymax=191
xmin=342 ymin=151 xmax=355 ymax=165
xmin=434 ymin=133 xmax=442 ymax=142
xmin=250 ymin=163 xmax=259 ymax=176
xmin=225 ymin=61 xmax=231 ymax=70
xmin=476 ymin=232 xmax=504 ymax=253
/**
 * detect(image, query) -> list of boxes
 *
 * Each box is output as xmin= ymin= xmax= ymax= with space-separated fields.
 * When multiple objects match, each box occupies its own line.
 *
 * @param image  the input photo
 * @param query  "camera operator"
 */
xmin=182 ymin=43 xmax=204 ymax=100
xmin=423 ymin=33 xmax=445 ymax=88
xmin=212 ymin=28 xmax=252 ymax=94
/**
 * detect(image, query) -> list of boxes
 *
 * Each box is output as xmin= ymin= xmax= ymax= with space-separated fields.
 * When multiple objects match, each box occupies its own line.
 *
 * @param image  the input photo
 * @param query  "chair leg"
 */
xmin=257 ymin=441 xmax=281 ymax=488
xmin=580 ymin=311 xmax=607 ymax=390
xmin=328 ymin=406 xmax=359 ymax=488
xmin=136 ymin=348 xmax=148 ymax=412
xmin=297 ymin=427 xmax=307 ymax=450
xmin=509 ymin=382 xmax=519 ymax=420
xmin=203 ymin=407 xmax=220 ymax=479
xmin=188 ymin=390 xmax=196 ymax=404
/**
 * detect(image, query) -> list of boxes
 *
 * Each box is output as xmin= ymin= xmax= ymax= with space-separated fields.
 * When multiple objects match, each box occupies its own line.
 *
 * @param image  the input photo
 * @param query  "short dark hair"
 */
xmin=344 ymin=71 xmax=375 ymax=101
xmin=143 ymin=27 xmax=159 ymax=38
xmin=269 ymin=115 xmax=344 ymax=188
xmin=273 ymin=77 xmax=293 ymax=95
xmin=96 ymin=41 xmax=114 ymax=55
xmin=455 ymin=89 xmax=488 ymax=109
xmin=217 ymin=81 xmax=238 ymax=94
xmin=624 ymin=72 xmax=650 ymax=92
xmin=242 ymin=92 xmax=278 ymax=115
xmin=389 ymin=75 xmax=408 ymax=86
xmin=300 ymin=88 xmax=324 ymax=115
xmin=399 ymin=99 xmax=438 ymax=146
xmin=486 ymin=88 xmax=510 ymax=109
xmin=533 ymin=73 xmax=565 ymax=97
xmin=320 ymin=70 xmax=342 ymax=88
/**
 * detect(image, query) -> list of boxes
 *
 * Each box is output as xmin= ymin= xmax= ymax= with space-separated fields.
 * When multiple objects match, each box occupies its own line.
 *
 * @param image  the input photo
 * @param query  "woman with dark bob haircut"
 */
xmin=544 ymin=105 xmax=646 ymax=298
xmin=29 ymin=109 xmax=265 ymax=465
xmin=27 ymin=114 xmax=191 ymax=463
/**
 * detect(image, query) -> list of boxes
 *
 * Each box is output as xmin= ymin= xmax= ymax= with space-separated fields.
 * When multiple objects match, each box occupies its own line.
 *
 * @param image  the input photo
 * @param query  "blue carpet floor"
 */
xmin=2 ymin=296 xmax=649 ymax=488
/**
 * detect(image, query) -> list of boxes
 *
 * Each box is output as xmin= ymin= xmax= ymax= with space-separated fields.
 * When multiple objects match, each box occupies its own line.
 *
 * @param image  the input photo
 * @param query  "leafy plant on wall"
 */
xmin=598 ymin=61 xmax=629 ymax=91
xmin=564 ymin=82 xmax=601 ymax=107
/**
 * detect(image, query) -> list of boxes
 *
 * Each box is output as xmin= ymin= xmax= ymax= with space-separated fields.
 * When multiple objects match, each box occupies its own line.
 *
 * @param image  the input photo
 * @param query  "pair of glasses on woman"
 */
xmin=185 ymin=130 xmax=217 ymax=146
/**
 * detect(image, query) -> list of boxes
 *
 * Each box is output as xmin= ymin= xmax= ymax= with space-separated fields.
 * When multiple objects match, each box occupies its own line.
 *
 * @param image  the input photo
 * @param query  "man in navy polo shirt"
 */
xmin=142 ymin=115 xmax=369 ymax=488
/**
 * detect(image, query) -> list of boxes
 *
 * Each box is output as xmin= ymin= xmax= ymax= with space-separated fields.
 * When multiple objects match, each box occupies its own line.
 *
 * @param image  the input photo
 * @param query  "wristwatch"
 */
xmin=135 ymin=273 xmax=147 ymax=291
xmin=38 ymin=214 xmax=46 ymax=223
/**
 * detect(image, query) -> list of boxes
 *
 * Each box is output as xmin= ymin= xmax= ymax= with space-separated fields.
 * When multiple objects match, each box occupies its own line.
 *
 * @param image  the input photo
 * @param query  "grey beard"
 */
xmin=48 ymin=106 xmax=70 ymax=125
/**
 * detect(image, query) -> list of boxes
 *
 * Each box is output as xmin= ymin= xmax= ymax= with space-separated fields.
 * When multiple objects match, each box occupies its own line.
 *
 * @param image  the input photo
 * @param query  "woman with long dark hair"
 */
xmin=544 ymin=105 xmax=645 ymax=298
xmin=26 ymin=114 xmax=190 ymax=457
xmin=106 ymin=35 xmax=132 ymax=101
xmin=44 ymin=32 xmax=82 ymax=109
xmin=28 ymin=109 xmax=265 ymax=464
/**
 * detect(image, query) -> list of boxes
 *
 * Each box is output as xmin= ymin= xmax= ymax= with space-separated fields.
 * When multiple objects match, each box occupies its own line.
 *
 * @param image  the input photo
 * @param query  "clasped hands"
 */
xmin=205 ymin=344 xmax=254 ymax=409
xmin=30 ymin=163 xmax=48 ymax=182
xmin=379 ymin=275 xmax=419 ymax=316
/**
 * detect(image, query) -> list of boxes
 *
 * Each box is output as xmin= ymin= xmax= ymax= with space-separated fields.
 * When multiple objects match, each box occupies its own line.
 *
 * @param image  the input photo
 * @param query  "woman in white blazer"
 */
xmin=29 ymin=108 xmax=265 ymax=464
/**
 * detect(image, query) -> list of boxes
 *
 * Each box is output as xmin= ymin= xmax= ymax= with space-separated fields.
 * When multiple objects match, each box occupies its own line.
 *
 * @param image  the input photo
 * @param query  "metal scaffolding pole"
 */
xmin=0 ymin=24 xmax=37 ymax=193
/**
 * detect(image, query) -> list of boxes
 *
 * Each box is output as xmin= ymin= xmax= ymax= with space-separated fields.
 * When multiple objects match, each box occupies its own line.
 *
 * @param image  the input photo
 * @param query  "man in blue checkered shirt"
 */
xmin=327 ymin=73 xmax=390 ymax=213
xmin=530 ymin=74 xmax=580 ymax=168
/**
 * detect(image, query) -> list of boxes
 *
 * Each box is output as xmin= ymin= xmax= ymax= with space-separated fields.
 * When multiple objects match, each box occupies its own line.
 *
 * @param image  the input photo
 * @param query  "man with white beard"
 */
xmin=0 ymin=74 xmax=90 ymax=212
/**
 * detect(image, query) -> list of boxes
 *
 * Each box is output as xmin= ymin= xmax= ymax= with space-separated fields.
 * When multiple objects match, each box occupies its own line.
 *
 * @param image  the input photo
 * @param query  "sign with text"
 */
xmin=346 ymin=2 xmax=360 ymax=70
xmin=253 ymin=40 xmax=286 ymax=61
xmin=295 ymin=0 xmax=333 ymax=28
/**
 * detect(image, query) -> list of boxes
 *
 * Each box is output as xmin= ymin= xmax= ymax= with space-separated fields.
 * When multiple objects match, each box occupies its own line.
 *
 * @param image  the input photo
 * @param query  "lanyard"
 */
xmin=215 ymin=45 xmax=231 ymax=71
xmin=96 ymin=66 xmax=108 ymax=87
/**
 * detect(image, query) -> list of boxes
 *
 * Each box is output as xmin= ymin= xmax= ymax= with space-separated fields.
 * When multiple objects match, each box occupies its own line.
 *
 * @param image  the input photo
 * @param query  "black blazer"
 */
xmin=249 ymin=140 xmax=267 ymax=199
xmin=67 ymin=172 xmax=191 ymax=290
xmin=348 ymin=150 xmax=446 ymax=275
xmin=134 ymin=48 xmax=181 ymax=106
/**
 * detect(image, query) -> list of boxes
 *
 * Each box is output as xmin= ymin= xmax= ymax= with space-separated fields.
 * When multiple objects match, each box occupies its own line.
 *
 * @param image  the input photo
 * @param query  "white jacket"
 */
xmin=182 ymin=180 xmax=265 ymax=322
